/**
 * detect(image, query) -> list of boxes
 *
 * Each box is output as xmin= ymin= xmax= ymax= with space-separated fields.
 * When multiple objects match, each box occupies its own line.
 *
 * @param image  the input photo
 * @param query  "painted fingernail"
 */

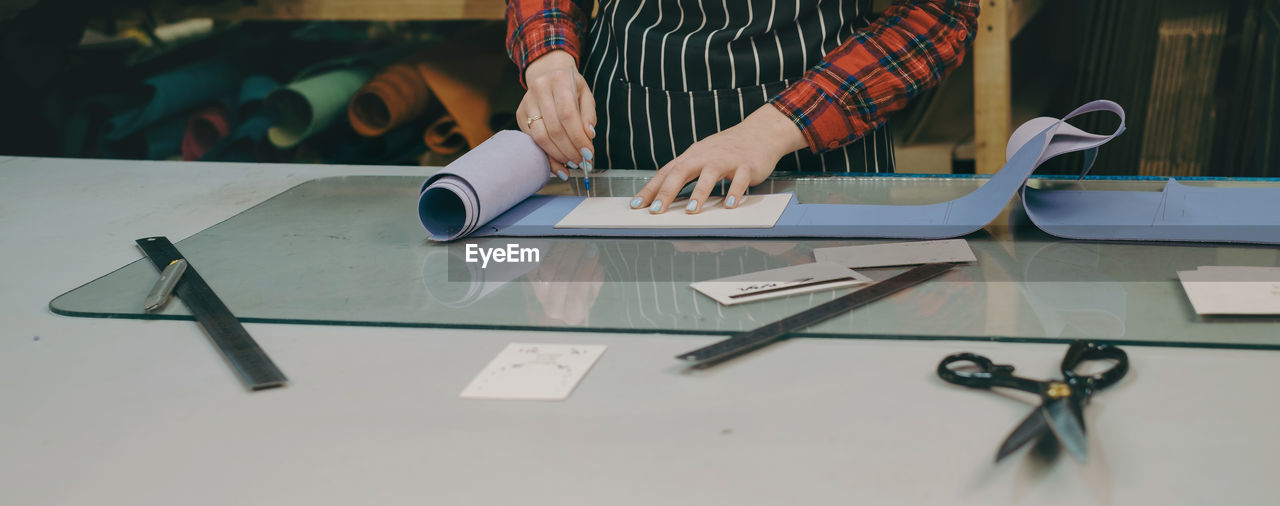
xmin=630 ymin=197 xmax=644 ymax=209
xmin=566 ymin=161 xmax=578 ymax=169
xmin=557 ymin=171 xmax=568 ymax=181
xmin=686 ymin=200 xmax=699 ymax=212
xmin=587 ymin=124 xmax=596 ymax=136
xmin=649 ymin=200 xmax=662 ymax=213
xmin=581 ymin=161 xmax=592 ymax=173
xmin=726 ymin=195 xmax=736 ymax=208
xmin=580 ymin=147 xmax=594 ymax=161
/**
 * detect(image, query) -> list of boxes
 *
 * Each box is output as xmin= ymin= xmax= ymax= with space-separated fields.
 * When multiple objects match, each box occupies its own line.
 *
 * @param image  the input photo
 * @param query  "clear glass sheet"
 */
xmin=50 ymin=174 xmax=1280 ymax=348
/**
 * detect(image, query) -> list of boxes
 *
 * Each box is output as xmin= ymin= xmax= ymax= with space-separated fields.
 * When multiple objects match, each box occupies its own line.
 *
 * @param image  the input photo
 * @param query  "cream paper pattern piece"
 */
xmin=813 ymin=239 xmax=977 ymax=268
xmin=1177 ymin=266 xmax=1280 ymax=315
xmin=555 ymin=194 xmax=791 ymax=229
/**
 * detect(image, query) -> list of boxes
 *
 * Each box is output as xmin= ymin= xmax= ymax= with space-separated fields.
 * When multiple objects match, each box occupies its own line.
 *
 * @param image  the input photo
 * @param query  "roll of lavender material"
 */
xmin=418 ymin=130 xmax=549 ymax=241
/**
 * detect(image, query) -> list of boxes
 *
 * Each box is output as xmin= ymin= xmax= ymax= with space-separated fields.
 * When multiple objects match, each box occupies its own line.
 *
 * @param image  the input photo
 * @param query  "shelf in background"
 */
xmin=154 ymin=0 xmax=506 ymax=21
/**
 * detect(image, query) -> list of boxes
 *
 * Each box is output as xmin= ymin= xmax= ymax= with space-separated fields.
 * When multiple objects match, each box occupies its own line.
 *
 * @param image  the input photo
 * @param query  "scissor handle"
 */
xmin=937 ymin=353 xmax=1045 ymax=393
xmin=1060 ymin=340 xmax=1129 ymax=394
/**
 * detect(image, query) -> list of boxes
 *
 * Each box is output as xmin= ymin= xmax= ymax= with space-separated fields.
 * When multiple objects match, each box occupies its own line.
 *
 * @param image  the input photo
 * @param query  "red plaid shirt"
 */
xmin=506 ymin=0 xmax=980 ymax=153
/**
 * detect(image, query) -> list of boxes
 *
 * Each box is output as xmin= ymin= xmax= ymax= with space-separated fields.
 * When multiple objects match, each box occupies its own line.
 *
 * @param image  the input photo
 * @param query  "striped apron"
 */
xmin=580 ymin=0 xmax=895 ymax=173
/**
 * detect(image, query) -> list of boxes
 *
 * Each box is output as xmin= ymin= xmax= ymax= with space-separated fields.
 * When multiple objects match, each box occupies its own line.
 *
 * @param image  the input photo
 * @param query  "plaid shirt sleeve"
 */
xmin=771 ymin=0 xmax=980 ymax=152
xmin=506 ymin=0 xmax=593 ymax=88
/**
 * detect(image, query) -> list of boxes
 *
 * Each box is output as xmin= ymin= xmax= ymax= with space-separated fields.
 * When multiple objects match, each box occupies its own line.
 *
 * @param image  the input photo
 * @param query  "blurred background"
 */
xmin=0 ymin=0 xmax=1275 ymax=176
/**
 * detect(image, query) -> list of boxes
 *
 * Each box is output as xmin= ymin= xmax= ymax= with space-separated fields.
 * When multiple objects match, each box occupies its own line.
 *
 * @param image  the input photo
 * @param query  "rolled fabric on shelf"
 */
xmin=423 ymin=113 xmax=466 ymax=155
xmin=182 ymin=103 xmax=231 ymax=161
xmin=347 ymin=62 xmax=432 ymax=138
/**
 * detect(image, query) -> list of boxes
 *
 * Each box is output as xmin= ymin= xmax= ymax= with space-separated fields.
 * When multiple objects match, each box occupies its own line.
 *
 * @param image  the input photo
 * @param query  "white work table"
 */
xmin=1 ymin=155 xmax=1277 ymax=505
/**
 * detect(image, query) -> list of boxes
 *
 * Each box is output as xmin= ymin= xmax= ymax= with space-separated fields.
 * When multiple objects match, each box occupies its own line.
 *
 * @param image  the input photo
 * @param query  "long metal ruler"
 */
xmin=676 ymin=262 xmax=958 ymax=367
xmin=136 ymin=236 xmax=288 ymax=390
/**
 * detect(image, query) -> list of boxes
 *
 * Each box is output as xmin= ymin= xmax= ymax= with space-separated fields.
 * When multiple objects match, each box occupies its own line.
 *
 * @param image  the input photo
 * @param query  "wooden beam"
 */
xmin=973 ymin=0 xmax=1012 ymax=174
xmin=155 ymin=0 xmax=506 ymax=21
xmin=1008 ymin=0 xmax=1047 ymax=40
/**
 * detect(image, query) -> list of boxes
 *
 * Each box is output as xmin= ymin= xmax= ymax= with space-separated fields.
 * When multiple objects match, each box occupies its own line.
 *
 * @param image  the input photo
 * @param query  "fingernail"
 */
xmin=726 ymin=195 xmax=736 ymax=208
xmin=587 ymin=124 xmax=596 ymax=136
xmin=580 ymin=147 xmax=594 ymax=161
xmin=686 ymin=200 xmax=699 ymax=212
xmin=649 ymin=200 xmax=662 ymax=213
xmin=566 ymin=161 xmax=578 ymax=169
xmin=630 ymin=197 xmax=644 ymax=209
xmin=581 ymin=161 xmax=592 ymax=173
xmin=557 ymin=171 xmax=568 ymax=181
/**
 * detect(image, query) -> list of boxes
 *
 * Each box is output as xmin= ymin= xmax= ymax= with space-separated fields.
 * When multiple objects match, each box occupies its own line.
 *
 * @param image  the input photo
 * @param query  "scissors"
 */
xmin=936 ymin=340 xmax=1129 ymax=463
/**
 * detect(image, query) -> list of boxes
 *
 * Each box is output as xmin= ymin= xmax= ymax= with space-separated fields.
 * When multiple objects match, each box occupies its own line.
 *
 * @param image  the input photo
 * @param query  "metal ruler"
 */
xmin=676 ymin=262 xmax=958 ymax=367
xmin=136 ymin=236 xmax=288 ymax=390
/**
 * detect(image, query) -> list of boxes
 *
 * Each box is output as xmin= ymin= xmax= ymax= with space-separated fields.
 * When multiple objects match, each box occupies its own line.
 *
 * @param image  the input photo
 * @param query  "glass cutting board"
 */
xmin=50 ymin=173 xmax=1280 ymax=348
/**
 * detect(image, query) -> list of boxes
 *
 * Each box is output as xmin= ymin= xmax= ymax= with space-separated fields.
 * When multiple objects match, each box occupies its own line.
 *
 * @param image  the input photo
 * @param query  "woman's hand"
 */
xmin=517 ymin=50 xmax=597 ymax=181
xmin=631 ymin=105 xmax=808 ymax=213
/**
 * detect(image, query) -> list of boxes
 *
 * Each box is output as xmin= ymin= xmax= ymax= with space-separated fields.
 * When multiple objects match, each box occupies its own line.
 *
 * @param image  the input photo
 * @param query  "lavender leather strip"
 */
xmin=418 ymin=101 xmax=1280 ymax=244
xmin=1014 ymin=102 xmax=1280 ymax=243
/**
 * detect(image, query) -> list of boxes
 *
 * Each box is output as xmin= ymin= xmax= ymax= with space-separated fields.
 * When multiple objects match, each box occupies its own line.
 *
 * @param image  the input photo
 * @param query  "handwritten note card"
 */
xmin=690 ymin=262 xmax=873 ymax=306
xmin=460 ymin=343 xmax=607 ymax=401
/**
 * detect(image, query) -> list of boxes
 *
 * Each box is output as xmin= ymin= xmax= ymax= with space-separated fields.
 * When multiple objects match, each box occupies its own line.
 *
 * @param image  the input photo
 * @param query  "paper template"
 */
xmin=554 ymin=194 xmax=791 ymax=229
xmin=1177 ymin=266 xmax=1280 ymax=315
xmin=812 ymin=239 xmax=977 ymax=268
xmin=459 ymin=343 xmax=607 ymax=401
xmin=691 ymin=262 xmax=873 ymax=306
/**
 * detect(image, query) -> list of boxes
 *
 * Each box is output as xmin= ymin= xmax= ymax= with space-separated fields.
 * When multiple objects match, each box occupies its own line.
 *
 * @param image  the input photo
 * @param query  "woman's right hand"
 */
xmin=517 ymin=50 xmax=597 ymax=181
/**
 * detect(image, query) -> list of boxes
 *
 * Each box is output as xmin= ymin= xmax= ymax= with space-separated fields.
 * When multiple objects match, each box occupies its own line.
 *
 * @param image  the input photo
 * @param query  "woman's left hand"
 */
xmin=630 ymin=105 xmax=809 ymax=214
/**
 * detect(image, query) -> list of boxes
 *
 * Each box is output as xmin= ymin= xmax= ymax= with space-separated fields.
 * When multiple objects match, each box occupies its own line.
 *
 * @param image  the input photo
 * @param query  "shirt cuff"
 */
xmin=507 ymin=10 xmax=586 ymax=88
xmin=770 ymin=65 xmax=883 ymax=153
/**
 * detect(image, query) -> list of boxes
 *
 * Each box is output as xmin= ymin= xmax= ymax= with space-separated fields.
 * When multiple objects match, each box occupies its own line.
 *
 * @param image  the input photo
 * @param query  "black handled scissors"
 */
xmin=937 ymin=340 xmax=1129 ymax=463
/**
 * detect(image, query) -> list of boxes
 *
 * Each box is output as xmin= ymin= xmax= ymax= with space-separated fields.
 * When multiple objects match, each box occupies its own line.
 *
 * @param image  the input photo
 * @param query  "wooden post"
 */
xmin=973 ymin=0 xmax=1012 ymax=174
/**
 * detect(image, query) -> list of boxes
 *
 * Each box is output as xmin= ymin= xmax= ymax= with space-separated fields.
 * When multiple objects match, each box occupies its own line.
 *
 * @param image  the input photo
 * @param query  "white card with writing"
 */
xmin=1177 ymin=266 xmax=1280 ymax=315
xmin=460 ymin=343 xmax=607 ymax=401
xmin=812 ymin=239 xmax=977 ymax=268
xmin=690 ymin=261 xmax=873 ymax=306
xmin=554 ymin=194 xmax=791 ymax=229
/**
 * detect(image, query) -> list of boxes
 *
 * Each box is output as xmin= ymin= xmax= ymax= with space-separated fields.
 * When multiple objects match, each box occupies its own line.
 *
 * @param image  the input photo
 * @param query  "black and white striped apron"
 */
xmin=581 ymin=0 xmax=895 ymax=173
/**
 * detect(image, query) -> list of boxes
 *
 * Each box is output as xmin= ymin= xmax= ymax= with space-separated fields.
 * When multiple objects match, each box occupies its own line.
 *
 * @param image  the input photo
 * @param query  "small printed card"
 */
xmin=812 ymin=239 xmax=977 ymax=268
xmin=459 ymin=343 xmax=607 ymax=401
xmin=690 ymin=261 xmax=873 ymax=306
xmin=1177 ymin=266 xmax=1280 ymax=315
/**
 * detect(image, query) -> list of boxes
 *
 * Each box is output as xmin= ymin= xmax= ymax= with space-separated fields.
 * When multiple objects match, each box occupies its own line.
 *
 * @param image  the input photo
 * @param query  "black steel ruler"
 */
xmin=676 ymin=262 xmax=958 ymax=367
xmin=136 ymin=236 xmax=288 ymax=390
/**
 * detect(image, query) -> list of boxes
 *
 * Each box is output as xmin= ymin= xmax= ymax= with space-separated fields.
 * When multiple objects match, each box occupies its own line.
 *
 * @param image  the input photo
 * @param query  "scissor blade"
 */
xmin=1071 ymin=397 xmax=1088 ymax=434
xmin=995 ymin=407 xmax=1050 ymax=462
xmin=1043 ymin=398 xmax=1089 ymax=463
